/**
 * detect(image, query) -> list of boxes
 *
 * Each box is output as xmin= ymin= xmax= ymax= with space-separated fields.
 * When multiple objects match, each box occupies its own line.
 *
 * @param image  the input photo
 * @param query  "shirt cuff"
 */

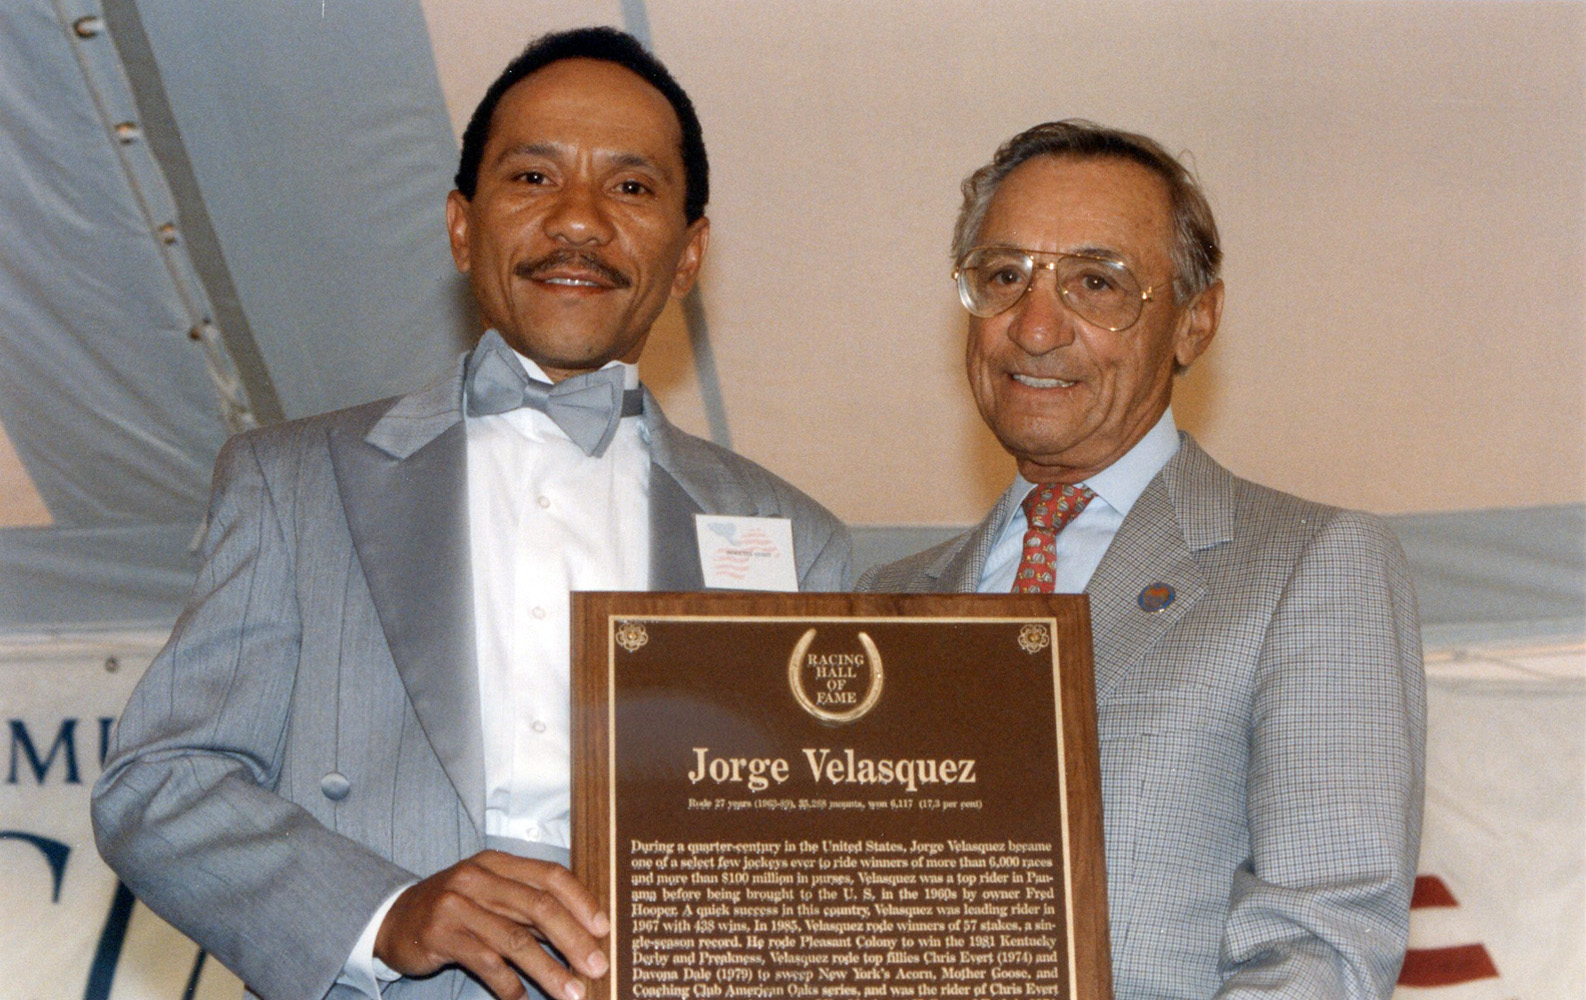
xmin=338 ymin=883 xmax=413 ymax=996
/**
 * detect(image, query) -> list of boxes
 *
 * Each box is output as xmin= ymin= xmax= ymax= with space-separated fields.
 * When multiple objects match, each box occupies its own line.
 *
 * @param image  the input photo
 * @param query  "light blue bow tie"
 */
xmin=463 ymin=330 xmax=643 ymax=458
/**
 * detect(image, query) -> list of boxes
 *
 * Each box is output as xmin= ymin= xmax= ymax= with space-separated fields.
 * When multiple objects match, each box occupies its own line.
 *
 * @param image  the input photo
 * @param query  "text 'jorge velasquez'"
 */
xmin=687 ymin=747 xmax=977 ymax=794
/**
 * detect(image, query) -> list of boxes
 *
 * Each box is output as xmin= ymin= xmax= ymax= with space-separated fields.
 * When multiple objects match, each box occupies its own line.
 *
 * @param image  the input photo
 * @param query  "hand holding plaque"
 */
xmin=375 ymin=850 xmax=611 ymax=1000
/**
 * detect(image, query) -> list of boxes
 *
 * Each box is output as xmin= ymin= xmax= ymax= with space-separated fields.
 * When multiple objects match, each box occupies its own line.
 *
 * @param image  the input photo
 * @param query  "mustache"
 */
xmin=516 ymin=250 xmax=631 ymax=288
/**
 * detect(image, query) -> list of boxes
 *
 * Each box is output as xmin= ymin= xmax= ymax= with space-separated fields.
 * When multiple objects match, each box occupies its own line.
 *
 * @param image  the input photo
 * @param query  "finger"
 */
xmin=380 ymin=881 xmax=591 ymax=1000
xmin=466 ymin=906 xmax=596 ymax=1000
xmin=452 ymin=924 xmax=532 ymax=1000
xmin=493 ymin=880 xmax=609 ymax=980
xmin=430 ymin=860 xmax=607 ymax=981
xmin=474 ymin=853 xmax=611 ymax=937
xmin=379 ymin=888 xmax=531 ymax=998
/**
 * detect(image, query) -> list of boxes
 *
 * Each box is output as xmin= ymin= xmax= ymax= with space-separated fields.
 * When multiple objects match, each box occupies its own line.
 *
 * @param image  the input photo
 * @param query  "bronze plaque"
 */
xmin=572 ymin=593 xmax=1111 ymax=1000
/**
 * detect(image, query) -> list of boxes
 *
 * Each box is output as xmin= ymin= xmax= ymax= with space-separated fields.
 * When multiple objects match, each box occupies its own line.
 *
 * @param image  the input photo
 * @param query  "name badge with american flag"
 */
xmin=694 ymin=514 xmax=798 ymax=592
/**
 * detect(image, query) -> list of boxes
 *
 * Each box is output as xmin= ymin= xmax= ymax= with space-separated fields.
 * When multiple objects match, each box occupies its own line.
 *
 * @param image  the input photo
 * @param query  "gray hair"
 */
xmin=952 ymin=120 xmax=1222 ymax=302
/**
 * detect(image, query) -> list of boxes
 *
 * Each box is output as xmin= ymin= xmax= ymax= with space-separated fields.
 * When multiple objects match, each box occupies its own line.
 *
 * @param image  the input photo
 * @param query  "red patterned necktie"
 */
xmin=1012 ymin=483 xmax=1096 ymax=593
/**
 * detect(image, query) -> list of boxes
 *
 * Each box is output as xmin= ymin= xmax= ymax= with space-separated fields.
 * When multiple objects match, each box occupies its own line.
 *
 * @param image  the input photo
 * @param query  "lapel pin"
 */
xmin=1137 ymin=582 xmax=1175 ymax=613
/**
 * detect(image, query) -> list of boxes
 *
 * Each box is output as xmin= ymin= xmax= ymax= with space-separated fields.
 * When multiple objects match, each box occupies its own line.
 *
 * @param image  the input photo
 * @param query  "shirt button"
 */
xmin=532 ymin=606 xmax=547 ymax=620
xmin=532 ymin=720 xmax=547 ymax=734
xmin=537 ymin=495 xmax=551 ymax=509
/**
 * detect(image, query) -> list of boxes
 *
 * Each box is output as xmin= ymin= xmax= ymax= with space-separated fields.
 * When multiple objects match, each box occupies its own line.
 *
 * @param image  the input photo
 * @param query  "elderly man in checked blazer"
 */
xmin=860 ymin=120 xmax=1424 ymax=1000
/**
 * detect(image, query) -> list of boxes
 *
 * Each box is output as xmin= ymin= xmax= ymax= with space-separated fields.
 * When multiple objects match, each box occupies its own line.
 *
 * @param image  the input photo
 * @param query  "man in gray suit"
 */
xmin=92 ymin=28 xmax=849 ymax=1000
xmin=860 ymin=121 xmax=1423 ymax=999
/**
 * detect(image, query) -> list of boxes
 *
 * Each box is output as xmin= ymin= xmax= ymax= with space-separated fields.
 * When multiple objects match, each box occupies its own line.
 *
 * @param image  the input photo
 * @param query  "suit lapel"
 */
xmin=644 ymin=391 xmax=757 ymax=590
xmin=649 ymin=464 xmax=706 ymax=590
xmin=1085 ymin=435 xmax=1230 ymax=706
xmin=328 ymin=361 xmax=486 ymax=832
xmin=931 ymin=482 xmax=1028 ymax=593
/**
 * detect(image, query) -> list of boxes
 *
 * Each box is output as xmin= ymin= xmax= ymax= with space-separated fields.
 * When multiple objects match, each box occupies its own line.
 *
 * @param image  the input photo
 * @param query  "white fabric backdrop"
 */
xmin=1399 ymin=645 xmax=1585 ymax=999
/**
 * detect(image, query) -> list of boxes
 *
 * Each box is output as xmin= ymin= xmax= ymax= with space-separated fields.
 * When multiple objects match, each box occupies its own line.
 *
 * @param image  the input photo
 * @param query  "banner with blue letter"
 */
xmin=0 ymin=634 xmax=242 ymax=999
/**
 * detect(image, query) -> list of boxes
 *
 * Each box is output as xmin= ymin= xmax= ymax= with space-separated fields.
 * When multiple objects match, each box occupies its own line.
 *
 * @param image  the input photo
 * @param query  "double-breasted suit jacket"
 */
xmin=92 ymin=357 xmax=851 ymax=1000
xmin=859 ymin=435 xmax=1424 ymax=1000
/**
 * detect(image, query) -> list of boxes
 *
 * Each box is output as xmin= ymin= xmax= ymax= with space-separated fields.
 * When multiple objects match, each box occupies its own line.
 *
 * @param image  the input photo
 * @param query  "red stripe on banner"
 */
xmin=1398 ymin=945 xmax=1499 ymax=987
xmin=1410 ymin=874 xmax=1459 ymax=908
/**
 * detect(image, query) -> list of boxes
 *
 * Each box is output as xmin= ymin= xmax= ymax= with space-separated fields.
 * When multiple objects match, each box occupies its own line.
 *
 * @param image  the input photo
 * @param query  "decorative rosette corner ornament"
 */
xmin=614 ymin=621 xmax=649 ymax=653
xmin=1017 ymin=622 xmax=1051 ymax=654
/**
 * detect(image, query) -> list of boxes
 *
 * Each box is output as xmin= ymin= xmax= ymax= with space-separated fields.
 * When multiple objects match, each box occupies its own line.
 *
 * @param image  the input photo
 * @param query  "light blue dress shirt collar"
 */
xmin=978 ymin=407 xmax=1181 ymax=593
xmin=1074 ymin=406 xmax=1181 ymax=522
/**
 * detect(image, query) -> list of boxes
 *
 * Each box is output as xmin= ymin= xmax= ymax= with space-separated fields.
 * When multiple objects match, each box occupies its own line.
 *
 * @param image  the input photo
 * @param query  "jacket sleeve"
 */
xmin=90 ymin=433 xmax=415 ymax=1000
xmin=1215 ymin=510 xmax=1426 ymax=999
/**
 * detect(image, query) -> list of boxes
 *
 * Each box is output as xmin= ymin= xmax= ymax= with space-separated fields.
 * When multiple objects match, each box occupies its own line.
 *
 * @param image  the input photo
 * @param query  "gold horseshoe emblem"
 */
xmin=787 ymin=628 xmax=884 ymax=723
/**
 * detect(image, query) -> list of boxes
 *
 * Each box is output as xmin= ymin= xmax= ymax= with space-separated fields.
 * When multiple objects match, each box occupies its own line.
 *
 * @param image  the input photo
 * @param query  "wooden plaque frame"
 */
xmin=572 ymin=593 xmax=1112 ymax=1000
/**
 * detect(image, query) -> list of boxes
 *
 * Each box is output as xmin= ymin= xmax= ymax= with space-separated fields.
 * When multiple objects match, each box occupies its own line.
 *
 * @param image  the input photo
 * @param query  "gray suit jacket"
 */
xmin=859 ymin=435 xmax=1424 ymax=1000
xmin=91 ymin=357 xmax=851 ymax=1000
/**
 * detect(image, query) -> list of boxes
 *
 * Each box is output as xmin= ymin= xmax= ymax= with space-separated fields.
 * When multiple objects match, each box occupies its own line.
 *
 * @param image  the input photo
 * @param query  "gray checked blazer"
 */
xmin=91 ymin=355 xmax=851 ymax=1000
xmin=859 ymin=434 xmax=1425 ymax=1000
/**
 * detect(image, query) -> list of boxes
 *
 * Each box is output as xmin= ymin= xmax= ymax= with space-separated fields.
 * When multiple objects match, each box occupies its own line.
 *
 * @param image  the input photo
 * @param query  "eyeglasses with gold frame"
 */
xmin=954 ymin=246 xmax=1168 ymax=331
